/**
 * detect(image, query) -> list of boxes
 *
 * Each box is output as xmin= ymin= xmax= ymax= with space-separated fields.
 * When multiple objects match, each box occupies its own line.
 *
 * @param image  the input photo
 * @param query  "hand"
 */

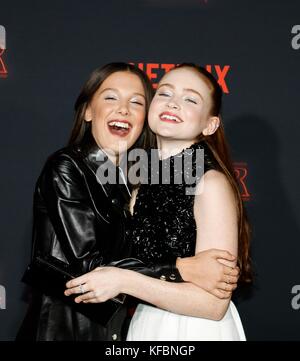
xmin=176 ymin=249 xmax=240 ymax=299
xmin=64 ymin=267 xmax=124 ymax=304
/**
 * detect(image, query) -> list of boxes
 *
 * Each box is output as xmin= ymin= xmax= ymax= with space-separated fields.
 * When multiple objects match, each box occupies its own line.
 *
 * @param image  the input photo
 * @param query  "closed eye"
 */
xmin=130 ymin=98 xmax=144 ymax=106
xmin=104 ymin=96 xmax=117 ymax=101
xmin=185 ymin=98 xmax=197 ymax=104
xmin=158 ymin=92 xmax=171 ymax=97
xmin=131 ymin=100 xmax=144 ymax=106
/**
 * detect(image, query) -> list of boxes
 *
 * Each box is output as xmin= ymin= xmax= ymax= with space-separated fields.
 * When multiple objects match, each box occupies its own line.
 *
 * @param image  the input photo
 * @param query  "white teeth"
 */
xmin=108 ymin=121 xmax=129 ymax=129
xmin=160 ymin=114 xmax=181 ymax=122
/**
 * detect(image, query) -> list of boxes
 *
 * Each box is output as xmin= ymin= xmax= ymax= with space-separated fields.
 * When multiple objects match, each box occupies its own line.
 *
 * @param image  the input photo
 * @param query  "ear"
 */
xmin=202 ymin=116 xmax=220 ymax=136
xmin=84 ymin=106 xmax=92 ymax=122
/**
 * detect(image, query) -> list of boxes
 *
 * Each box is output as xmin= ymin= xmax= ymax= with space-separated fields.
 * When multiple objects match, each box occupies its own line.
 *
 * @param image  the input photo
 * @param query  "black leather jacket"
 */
xmin=17 ymin=134 xmax=182 ymax=341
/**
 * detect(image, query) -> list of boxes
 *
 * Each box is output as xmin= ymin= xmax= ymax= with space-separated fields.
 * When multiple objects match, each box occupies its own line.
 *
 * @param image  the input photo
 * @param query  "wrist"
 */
xmin=176 ymin=257 xmax=189 ymax=282
xmin=119 ymin=269 xmax=136 ymax=295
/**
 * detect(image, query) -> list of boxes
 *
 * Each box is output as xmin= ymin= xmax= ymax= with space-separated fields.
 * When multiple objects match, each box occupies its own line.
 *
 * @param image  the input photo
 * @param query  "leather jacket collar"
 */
xmin=78 ymin=130 xmax=111 ymax=171
xmin=75 ymin=130 xmax=131 ymax=204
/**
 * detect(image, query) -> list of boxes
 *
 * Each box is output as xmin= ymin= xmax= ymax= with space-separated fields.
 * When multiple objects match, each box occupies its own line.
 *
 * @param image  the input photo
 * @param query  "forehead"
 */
xmin=159 ymin=68 xmax=211 ymax=96
xmin=100 ymin=71 xmax=145 ymax=93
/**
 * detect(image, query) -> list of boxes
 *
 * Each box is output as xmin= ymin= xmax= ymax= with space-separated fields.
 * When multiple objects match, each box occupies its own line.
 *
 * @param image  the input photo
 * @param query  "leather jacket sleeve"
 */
xmin=37 ymin=153 xmax=183 ymax=281
xmin=36 ymin=153 xmax=104 ymax=273
xmin=107 ymin=257 xmax=183 ymax=282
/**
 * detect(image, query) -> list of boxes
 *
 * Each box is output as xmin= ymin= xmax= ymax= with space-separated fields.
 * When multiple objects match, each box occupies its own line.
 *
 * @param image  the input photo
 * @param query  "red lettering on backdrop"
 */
xmin=205 ymin=65 xmax=230 ymax=93
xmin=0 ymin=25 xmax=7 ymax=78
xmin=0 ymin=48 xmax=8 ymax=78
xmin=161 ymin=63 xmax=176 ymax=73
xmin=212 ymin=65 xmax=230 ymax=94
xmin=132 ymin=63 xmax=230 ymax=92
xmin=234 ymin=163 xmax=251 ymax=201
xmin=146 ymin=63 xmax=159 ymax=82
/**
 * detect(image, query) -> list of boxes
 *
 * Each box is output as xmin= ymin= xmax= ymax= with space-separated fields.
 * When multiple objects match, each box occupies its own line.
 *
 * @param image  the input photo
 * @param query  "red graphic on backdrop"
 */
xmin=0 ymin=49 xmax=8 ymax=78
xmin=132 ymin=63 xmax=230 ymax=93
xmin=234 ymin=163 xmax=251 ymax=201
xmin=0 ymin=25 xmax=7 ymax=78
xmin=206 ymin=65 xmax=230 ymax=93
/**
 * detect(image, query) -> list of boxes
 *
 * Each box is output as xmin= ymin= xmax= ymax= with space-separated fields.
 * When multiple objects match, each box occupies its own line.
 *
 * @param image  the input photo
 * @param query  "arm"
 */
xmin=175 ymin=168 xmax=240 ymax=295
xmin=38 ymin=154 xmax=188 ymax=281
xmin=115 ymin=186 xmax=238 ymax=294
xmin=42 ymin=155 xmax=237 ymax=292
xmin=176 ymin=249 xmax=238 ymax=296
xmin=35 ymin=153 xmax=105 ymax=273
xmin=65 ymin=170 xmax=239 ymax=320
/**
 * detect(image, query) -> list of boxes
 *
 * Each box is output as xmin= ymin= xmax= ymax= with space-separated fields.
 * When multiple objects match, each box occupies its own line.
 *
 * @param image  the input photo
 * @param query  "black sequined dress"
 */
xmin=126 ymin=141 xmax=246 ymax=341
xmin=130 ymin=141 xmax=216 ymax=265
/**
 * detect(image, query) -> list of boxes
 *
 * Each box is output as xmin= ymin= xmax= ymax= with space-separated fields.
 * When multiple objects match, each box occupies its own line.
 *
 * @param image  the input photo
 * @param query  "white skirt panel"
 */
xmin=126 ymin=301 xmax=246 ymax=341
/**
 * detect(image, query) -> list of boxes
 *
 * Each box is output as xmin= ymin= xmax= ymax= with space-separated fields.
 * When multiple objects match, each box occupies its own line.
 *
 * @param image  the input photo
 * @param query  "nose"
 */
xmin=117 ymin=102 xmax=130 ymax=116
xmin=166 ymin=98 xmax=180 ymax=110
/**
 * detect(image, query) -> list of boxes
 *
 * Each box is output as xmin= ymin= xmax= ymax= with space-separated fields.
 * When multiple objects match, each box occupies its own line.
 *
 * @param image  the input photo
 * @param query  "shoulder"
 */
xmin=192 ymin=141 xmax=218 ymax=172
xmin=39 ymin=146 xmax=84 ymax=184
xmin=193 ymin=170 xmax=238 ymax=238
xmin=202 ymin=169 xmax=230 ymax=188
xmin=44 ymin=146 xmax=82 ymax=173
xmin=195 ymin=169 xmax=235 ymax=204
xmin=35 ymin=146 xmax=89 ymax=198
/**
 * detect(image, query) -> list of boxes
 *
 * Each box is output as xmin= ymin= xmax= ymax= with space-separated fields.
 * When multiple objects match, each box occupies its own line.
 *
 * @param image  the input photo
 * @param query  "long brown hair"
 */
xmin=68 ymin=62 xmax=155 ymax=150
xmin=174 ymin=63 xmax=252 ymax=283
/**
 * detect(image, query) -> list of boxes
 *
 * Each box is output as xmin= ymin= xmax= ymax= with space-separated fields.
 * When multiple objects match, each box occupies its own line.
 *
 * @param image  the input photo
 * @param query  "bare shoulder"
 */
xmin=196 ymin=169 xmax=235 ymax=201
xmin=203 ymin=169 xmax=230 ymax=186
xmin=194 ymin=171 xmax=238 ymax=257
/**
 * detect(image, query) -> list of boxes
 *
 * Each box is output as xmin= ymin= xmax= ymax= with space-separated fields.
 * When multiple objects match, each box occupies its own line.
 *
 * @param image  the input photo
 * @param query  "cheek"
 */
xmin=131 ymin=108 xmax=145 ymax=131
xmin=148 ymin=116 xmax=156 ymax=131
xmin=91 ymin=118 xmax=106 ymax=133
xmin=149 ymin=97 xmax=161 ymax=114
xmin=91 ymin=106 xmax=107 ymax=124
xmin=138 ymin=108 xmax=146 ymax=123
xmin=148 ymin=101 xmax=160 ymax=126
xmin=132 ymin=108 xmax=146 ymax=131
xmin=187 ymin=108 xmax=204 ymax=124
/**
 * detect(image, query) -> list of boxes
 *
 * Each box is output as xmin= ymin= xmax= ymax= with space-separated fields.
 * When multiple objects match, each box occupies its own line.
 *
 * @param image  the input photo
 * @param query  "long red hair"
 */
xmin=174 ymin=64 xmax=252 ymax=283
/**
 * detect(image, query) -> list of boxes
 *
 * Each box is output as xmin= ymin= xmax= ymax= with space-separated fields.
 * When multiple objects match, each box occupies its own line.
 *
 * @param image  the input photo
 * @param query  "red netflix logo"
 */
xmin=234 ymin=163 xmax=251 ymax=201
xmin=132 ymin=63 xmax=230 ymax=93
xmin=0 ymin=25 xmax=8 ymax=78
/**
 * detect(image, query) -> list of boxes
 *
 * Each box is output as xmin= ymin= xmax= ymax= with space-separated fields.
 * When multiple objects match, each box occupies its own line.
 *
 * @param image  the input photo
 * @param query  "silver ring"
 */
xmin=79 ymin=284 xmax=85 ymax=294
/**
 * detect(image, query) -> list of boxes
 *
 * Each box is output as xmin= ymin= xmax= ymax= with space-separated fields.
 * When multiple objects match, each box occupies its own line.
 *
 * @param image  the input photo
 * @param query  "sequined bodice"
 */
xmin=130 ymin=141 xmax=216 ymax=263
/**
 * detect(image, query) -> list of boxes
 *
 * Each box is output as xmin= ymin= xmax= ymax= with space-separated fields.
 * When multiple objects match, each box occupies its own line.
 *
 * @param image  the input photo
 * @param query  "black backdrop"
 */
xmin=0 ymin=0 xmax=300 ymax=341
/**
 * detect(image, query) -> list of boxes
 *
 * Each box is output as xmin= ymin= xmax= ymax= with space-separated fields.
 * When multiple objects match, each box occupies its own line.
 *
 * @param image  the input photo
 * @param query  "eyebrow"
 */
xmin=158 ymin=83 xmax=204 ymax=101
xmin=99 ymin=88 xmax=145 ymax=98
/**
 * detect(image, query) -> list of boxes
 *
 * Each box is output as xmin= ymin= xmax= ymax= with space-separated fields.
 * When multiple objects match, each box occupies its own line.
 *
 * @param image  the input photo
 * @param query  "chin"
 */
xmin=156 ymin=130 xmax=177 ymax=138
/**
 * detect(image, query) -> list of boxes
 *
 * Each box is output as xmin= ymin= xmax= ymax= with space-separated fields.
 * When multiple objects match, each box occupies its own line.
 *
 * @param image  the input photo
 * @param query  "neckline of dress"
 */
xmin=158 ymin=140 xmax=206 ymax=162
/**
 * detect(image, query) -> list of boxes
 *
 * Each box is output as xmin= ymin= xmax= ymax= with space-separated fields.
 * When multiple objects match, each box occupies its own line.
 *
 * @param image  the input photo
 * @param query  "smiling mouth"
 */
xmin=107 ymin=120 xmax=132 ymax=136
xmin=108 ymin=121 xmax=131 ymax=129
xmin=159 ymin=113 xmax=183 ymax=123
